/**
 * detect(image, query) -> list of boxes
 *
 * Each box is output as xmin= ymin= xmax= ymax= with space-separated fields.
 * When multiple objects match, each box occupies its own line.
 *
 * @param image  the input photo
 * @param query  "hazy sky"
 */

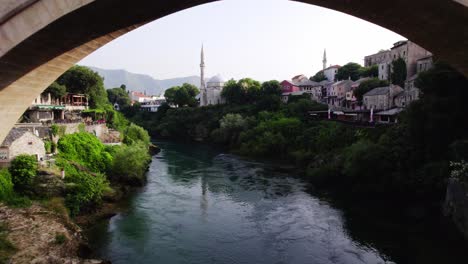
xmin=79 ymin=0 xmax=404 ymax=81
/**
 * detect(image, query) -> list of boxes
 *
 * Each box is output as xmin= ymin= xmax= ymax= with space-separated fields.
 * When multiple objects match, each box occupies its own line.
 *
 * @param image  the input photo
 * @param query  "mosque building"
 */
xmin=199 ymin=45 xmax=225 ymax=106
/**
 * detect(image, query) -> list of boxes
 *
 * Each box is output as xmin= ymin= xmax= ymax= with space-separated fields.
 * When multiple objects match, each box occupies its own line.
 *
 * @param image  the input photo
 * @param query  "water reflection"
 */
xmin=87 ymin=141 xmax=468 ymax=264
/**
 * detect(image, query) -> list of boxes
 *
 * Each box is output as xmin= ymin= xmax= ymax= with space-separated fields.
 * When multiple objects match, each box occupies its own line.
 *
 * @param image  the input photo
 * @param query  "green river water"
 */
xmin=87 ymin=141 xmax=468 ymax=264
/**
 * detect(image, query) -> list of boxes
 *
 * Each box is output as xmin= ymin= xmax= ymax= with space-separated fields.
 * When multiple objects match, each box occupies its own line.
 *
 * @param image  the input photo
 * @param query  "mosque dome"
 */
xmin=207 ymin=74 xmax=225 ymax=84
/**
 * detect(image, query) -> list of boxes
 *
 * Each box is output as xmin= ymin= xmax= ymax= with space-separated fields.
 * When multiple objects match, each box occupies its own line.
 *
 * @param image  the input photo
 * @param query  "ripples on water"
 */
xmin=87 ymin=141 xmax=467 ymax=264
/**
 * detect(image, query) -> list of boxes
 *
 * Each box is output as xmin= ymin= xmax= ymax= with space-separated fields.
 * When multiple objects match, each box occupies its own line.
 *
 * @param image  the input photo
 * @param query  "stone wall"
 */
xmin=444 ymin=178 xmax=468 ymax=240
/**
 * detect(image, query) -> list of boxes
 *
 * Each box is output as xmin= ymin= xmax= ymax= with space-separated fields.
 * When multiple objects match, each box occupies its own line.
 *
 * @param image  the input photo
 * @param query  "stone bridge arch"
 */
xmin=0 ymin=0 xmax=467 ymax=142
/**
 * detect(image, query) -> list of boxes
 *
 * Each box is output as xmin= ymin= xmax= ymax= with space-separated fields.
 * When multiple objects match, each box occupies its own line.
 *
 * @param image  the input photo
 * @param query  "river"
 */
xmin=87 ymin=141 xmax=468 ymax=264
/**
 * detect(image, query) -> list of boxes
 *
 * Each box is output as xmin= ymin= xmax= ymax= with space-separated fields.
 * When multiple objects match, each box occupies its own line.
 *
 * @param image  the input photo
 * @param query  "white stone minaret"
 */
xmin=200 ymin=45 xmax=207 ymax=106
xmin=200 ymin=44 xmax=206 ymax=90
xmin=322 ymin=49 xmax=327 ymax=70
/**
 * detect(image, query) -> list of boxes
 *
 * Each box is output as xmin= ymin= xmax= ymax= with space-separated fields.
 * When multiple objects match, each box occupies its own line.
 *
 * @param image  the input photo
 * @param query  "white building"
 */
xmin=323 ymin=65 xmax=341 ymax=82
xmin=202 ymin=75 xmax=225 ymax=106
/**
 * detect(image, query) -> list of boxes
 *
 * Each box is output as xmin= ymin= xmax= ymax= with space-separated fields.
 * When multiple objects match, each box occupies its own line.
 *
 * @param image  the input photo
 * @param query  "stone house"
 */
xmin=0 ymin=128 xmax=45 ymax=166
xmin=327 ymin=80 xmax=353 ymax=107
xmin=363 ymin=84 xmax=403 ymax=110
xmin=365 ymin=40 xmax=432 ymax=81
xmin=345 ymin=78 xmax=371 ymax=110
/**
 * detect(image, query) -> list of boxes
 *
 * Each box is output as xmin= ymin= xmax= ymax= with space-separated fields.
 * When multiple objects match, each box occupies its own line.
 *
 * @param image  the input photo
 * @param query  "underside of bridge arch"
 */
xmin=0 ymin=0 xmax=467 ymax=142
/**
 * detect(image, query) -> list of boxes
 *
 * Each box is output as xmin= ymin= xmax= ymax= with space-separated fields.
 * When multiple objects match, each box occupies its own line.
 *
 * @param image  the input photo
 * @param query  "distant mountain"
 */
xmin=87 ymin=66 xmax=201 ymax=95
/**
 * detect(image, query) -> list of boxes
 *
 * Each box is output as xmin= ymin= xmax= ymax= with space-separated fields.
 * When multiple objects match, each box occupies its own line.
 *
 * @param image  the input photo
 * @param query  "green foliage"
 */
xmin=358 ymin=65 xmax=379 ymax=78
xmin=354 ymin=78 xmax=389 ymax=101
xmin=221 ymin=78 xmax=262 ymax=105
xmin=65 ymin=171 xmax=109 ymax=215
xmin=54 ymin=233 xmax=67 ymax=244
xmin=342 ymin=140 xmax=393 ymax=190
xmin=44 ymin=140 xmax=52 ymax=154
xmin=51 ymin=125 xmax=66 ymax=137
xmin=391 ymin=58 xmax=407 ymax=87
xmin=239 ymin=117 xmax=303 ymax=158
xmin=50 ymin=124 xmax=59 ymax=136
xmin=123 ymin=123 xmax=150 ymax=146
xmin=211 ymin=114 xmax=248 ymax=145
xmin=164 ymin=83 xmax=199 ymax=107
xmin=9 ymin=155 xmax=38 ymax=194
xmin=336 ymin=62 xmax=362 ymax=81
xmin=0 ymin=170 xmax=13 ymax=202
xmin=5 ymin=196 xmax=32 ymax=208
xmin=310 ymin=71 xmax=327 ymax=82
xmin=43 ymin=82 xmax=67 ymax=98
xmin=78 ymin=123 xmax=85 ymax=133
xmin=109 ymin=143 xmax=151 ymax=186
xmin=57 ymin=65 xmax=108 ymax=109
xmin=57 ymin=132 xmax=112 ymax=173
xmin=107 ymin=87 xmax=131 ymax=109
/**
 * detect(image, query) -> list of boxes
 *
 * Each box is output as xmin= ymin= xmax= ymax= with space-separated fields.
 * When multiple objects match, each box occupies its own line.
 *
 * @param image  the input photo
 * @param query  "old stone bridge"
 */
xmin=0 ymin=0 xmax=467 ymax=143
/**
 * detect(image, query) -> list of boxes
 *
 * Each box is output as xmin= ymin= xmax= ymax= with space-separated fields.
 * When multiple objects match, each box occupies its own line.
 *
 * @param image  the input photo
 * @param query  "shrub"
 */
xmin=9 ymin=155 xmax=38 ymax=193
xmin=54 ymin=233 xmax=67 ymax=244
xmin=44 ymin=140 xmax=52 ymax=154
xmin=123 ymin=123 xmax=150 ymax=146
xmin=57 ymin=132 xmax=112 ymax=173
xmin=109 ymin=143 xmax=151 ymax=186
xmin=65 ymin=171 xmax=109 ymax=215
xmin=5 ymin=196 xmax=32 ymax=208
xmin=0 ymin=170 xmax=13 ymax=201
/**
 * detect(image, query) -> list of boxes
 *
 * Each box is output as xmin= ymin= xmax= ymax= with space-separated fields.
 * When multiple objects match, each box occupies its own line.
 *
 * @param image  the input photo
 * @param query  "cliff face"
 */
xmin=444 ymin=178 xmax=468 ymax=240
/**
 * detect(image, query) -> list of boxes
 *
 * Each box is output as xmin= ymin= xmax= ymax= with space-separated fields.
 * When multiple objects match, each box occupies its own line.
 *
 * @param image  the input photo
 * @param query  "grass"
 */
xmin=54 ymin=233 xmax=67 ymax=245
xmin=41 ymin=197 xmax=70 ymax=222
xmin=5 ymin=196 xmax=32 ymax=208
xmin=0 ymin=223 xmax=16 ymax=264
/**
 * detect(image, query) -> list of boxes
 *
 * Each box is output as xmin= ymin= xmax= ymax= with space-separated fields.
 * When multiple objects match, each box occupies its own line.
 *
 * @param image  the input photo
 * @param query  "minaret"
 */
xmin=322 ymin=49 xmax=327 ymax=70
xmin=200 ymin=45 xmax=206 ymax=90
xmin=200 ymin=45 xmax=207 ymax=106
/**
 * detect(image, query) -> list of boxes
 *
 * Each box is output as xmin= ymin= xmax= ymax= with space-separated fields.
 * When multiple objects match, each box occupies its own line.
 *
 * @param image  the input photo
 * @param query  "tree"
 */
xmin=221 ymin=78 xmax=261 ymax=104
xmin=257 ymin=80 xmax=282 ymax=111
xmin=335 ymin=62 xmax=363 ymax=81
xmin=43 ymin=82 xmax=67 ymax=98
xmin=359 ymin=65 xmax=379 ymax=78
xmin=107 ymin=87 xmax=131 ymax=109
xmin=310 ymin=71 xmax=327 ymax=82
xmin=57 ymin=65 xmax=108 ymax=109
xmin=9 ymin=155 xmax=38 ymax=193
xmin=239 ymin=78 xmax=262 ymax=103
xmin=391 ymin=58 xmax=407 ymax=87
xmin=164 ymin=83 xmax=199 ymax=107
xmin=353 ymin=78 xmax=389 ymax=102
xmin=221 ymin=79 xmax=245 ymax=104
xmin=120 ymin=84 xmax=126 ymax=91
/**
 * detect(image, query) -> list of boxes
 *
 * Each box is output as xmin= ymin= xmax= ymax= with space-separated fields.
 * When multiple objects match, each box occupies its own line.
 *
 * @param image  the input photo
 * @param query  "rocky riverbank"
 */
xmin=0 ymin=203 xmax=109 ymax=263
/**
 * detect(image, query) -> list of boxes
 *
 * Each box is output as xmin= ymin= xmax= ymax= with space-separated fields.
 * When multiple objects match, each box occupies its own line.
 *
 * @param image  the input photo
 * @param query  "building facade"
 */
xmin=363 ymin=84 xmax=403 ymax=110
xmin=365 ymin=40 xmax=432 ymax=82
xmin=323 ymin=65 xmax=340 ymax=82
xmin=0 ymin=128 xmax=45 ymax=166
